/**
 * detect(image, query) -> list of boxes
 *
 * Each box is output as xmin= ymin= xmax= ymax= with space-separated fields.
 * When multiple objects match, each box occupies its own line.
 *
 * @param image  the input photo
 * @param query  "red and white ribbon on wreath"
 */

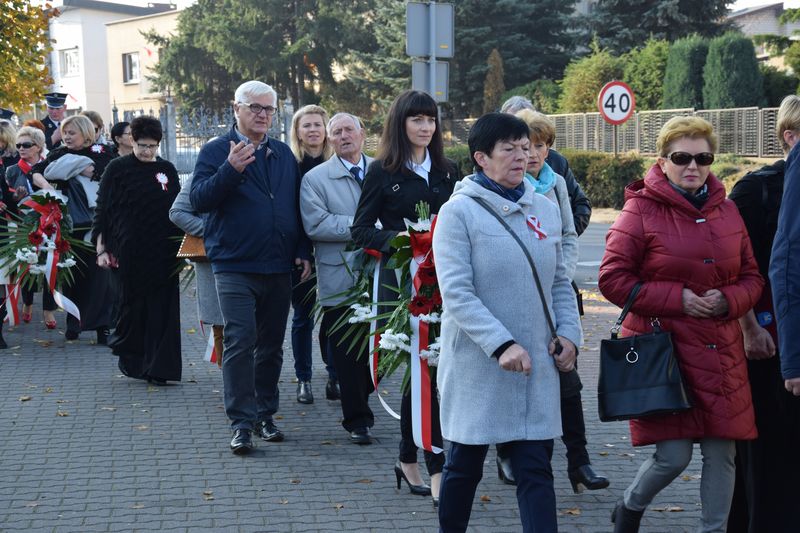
xmin=5 ymin=220 xmax=20 ymax=326
xmin=199 ymin=322 xmax=220 ymax=364
xmin=21 ymin=198 xmax=80 ymax=322
xmin=364 ymin=248 xmax=401 ymax=420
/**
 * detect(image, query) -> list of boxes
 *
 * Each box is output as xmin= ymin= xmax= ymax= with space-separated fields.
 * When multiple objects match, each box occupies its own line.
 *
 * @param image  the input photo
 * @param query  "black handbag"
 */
xmin=597 ymin=282 xmax=692 ymax=422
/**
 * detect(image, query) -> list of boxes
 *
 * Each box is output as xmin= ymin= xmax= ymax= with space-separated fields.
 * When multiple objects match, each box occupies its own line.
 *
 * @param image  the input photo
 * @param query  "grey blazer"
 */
xmin=300 ymin=154 xmax=373 ymax=306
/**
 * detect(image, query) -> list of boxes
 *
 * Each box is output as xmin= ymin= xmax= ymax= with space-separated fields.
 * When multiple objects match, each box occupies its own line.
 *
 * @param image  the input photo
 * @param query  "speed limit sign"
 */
xmin=598 ymin=81 xmax=636 ymax=125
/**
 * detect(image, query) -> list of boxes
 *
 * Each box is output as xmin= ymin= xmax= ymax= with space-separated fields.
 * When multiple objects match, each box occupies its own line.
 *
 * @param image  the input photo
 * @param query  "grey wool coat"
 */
xmin=169 ymin=174 xmax=224 ymax=325
xmin=300 ymin=154 xmax=373 ymax=306
xmin=432 ymin=178 xmax=583 ymax=445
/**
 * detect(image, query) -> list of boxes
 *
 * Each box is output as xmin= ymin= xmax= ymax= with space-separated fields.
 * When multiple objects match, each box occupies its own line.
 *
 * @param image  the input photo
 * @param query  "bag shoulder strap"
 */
xmin=611 ymin=282 xmax=643 ymax=337
xmin=470 ymin=195 xmax=562 ymax=352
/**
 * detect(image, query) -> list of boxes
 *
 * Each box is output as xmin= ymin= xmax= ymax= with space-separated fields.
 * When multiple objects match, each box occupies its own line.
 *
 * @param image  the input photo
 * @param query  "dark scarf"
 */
xmin=471 ymin=171 xmax=525 ymax=202
xmin=669 ymin=181 xmax=709 ymax=210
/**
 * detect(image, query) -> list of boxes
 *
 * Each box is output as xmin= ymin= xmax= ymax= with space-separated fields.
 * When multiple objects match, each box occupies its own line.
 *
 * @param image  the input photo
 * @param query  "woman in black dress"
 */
xmin=93 ymin=116 xmax=182 ymax=384
xmin=31 ymin=115 xmax=115 ymax=343
xmin=351 ymin=90 xmax=461 ymax=506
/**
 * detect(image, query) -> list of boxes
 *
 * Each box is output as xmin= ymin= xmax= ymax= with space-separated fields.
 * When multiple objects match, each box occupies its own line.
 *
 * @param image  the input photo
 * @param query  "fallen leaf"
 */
xmin=202 ymin=490 xmax=214 ymax=501
xmin=619 ymin=453 xmax=635 ymax=457
xmin=146 ymin=386 xmax=160 ymax=393
xmin=279 ymin=498 xmax=289 ymax=505
xmin=132 ymin=503 xmax=144 ymax=509
xmin=652 ymin=505 xmax=684 ymax=513
xmin=19 ymin=395 xmax=32 ymax=402
xmin=380 ymin=389 xmax=389 ymax=396
xmin=25 ymin=502 xmax=38 ymax=508
xmin=56 ymin=410 xmax=69 ymax=416
xmin=479 ymin=495 xmax=491 ymax=502
xmin=355 ymin=479 xmax=372 ymax=484
xmin=34 ymin=339 xmax=54 ymax=347
xmin=598 ymin=452 xmax=610 ymax=456
xmin=604 ymin=443 xmax=616 ymax=448
xmin=134 ymin=425 xmax=149 ymax=431
xmin=44 ymin=387 xmax=54 ymax=393
xmin=561 ymin=507 xmax=581 ymax=516
xmin=319 ymin=441 xmax=334 ymax=445
xmin=187 ymin=379 xmax=197 ymax=383
xmin=187 ymin=328 xmax=197 ymax=334
xmin=334 ymin=503 xmax=344 ymax=510
xmin=100 ymin=407 xmax=117 ymax=411
xmin=56 ymin=399 xmax=68 ymax=404
xmin=299 ymin=412 xmax=306 ymax=416
xmin=681 ymin=474 xmax=701 ymax=481
xmin=212 ymin=390 xmax=220 ymax=394
xmin=289 ymin=479 xmax=301 ymax=484
xmin=275 ymin=415 xmax=284 ymax=420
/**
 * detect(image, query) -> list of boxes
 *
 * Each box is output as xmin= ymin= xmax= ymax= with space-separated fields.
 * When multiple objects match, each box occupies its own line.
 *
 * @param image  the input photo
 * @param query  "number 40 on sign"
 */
xmin=597 ymin=81 xmax=636 ymax=126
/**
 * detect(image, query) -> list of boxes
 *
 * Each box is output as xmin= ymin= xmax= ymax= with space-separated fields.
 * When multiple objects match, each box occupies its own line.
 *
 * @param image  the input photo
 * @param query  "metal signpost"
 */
xmin=406 ymin=1 xmax=453 ymax=103
xmin=597 ymin=80 xmax=636 ymax=155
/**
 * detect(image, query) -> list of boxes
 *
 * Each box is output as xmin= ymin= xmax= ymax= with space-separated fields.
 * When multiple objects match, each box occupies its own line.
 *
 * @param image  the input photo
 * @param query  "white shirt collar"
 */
xmin=406 ymin=149 xmax=431 ymax=181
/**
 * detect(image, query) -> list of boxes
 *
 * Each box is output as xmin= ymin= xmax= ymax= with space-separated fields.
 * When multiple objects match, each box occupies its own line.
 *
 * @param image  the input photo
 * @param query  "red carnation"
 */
xmin=417 ymin=264 xmax=438 ymax=286
xmin=28 ymin=231 xmax=43 ymax=246
xmin=408 ymin=294 xmax=435 ymax=316
xmin=42 ymin=223 xmax=58 ymax=237
xmin=55 ymin=239 xmax=71 ymax=253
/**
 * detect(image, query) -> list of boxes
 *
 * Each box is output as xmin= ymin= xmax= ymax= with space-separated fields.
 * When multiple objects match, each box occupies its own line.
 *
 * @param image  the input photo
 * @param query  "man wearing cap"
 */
xmin=42 ymin=92 xmax=68 ymax=150
xmin=0 ymin=108 xmax=14 ymax=121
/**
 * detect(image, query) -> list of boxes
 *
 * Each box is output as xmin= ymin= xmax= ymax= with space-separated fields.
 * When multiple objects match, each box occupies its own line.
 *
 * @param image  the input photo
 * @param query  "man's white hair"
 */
xmin=234 ymin=80 xmax=277 ymax=104
xmin=500 ymin=95 xmax=535 ymax=115
xmin=327 ymin=112 xmax=362 ymax=135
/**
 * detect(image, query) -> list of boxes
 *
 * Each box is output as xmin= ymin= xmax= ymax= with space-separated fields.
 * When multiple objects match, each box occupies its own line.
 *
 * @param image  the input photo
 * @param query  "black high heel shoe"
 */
xmin=394 ymin=462 xmax=432 ymax=496
xmin=568 ymin=464 xmax=610 ymax=493
xmin=496 ymin=456 xmax=516 ymax=486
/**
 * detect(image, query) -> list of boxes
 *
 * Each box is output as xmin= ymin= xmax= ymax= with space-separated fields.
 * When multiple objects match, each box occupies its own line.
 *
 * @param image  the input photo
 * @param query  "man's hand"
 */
xmin=498 ymin=343 xmax=532 ymax=376
xmin=785 ymin=377 xmax=800 ymax=396
xmin=227 ymin=141 xmax=256 ymax=173
xmin=682 ymin=288 xmax=715 ymax=318
xmin=551 ymin=336 xmax=577 ymax=372
xmin=51 ymin=128 xmax=62 ymax=145
xmin=296 ymin=258 xmax=312 ymax=282
xmin=742 ymin=324 xmax=776 ymax=360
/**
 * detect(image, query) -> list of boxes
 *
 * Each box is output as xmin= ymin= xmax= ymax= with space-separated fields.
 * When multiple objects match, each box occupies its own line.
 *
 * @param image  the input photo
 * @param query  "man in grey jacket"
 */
xmin=300 ymin=113 xmax=376 ymax=444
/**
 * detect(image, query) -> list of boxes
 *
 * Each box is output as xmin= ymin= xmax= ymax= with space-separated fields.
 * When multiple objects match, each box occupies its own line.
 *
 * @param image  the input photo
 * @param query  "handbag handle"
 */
xmin=611 ymin=282 xmax=658 ymax=338
xmin=471 ymin=196 xmax=562 ymax=354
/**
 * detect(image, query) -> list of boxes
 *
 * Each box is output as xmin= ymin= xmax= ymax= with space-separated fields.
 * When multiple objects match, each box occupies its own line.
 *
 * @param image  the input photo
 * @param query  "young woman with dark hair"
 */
xmin=351 ymin=90 xmax=461 ymax=507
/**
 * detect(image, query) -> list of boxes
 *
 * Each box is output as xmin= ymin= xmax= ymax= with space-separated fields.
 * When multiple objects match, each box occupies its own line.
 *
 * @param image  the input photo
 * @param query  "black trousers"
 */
xmin=439 ymin=440 xmax=556 ymax=533
xmin=22 ymin=282 xmax=56 ymax=311
xmin=321 ymin=306 xmax=374 ymax=431
xmin=727 ymin=356 xmax=800 ymax=533
xmin=399 ymin=377 xmax=445 ymax=475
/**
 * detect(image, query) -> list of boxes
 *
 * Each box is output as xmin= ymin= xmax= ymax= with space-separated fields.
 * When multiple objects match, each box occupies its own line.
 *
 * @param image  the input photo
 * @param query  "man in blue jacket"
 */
xmin=190 ymin=80 xmax=312 ymax=454
xmin=770 ymin=136 xmax=800 ymax=397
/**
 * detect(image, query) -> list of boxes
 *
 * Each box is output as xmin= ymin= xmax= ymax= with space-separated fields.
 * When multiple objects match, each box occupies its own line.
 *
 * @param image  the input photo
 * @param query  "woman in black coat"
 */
xmin=31 ymin=115 xmax=115 ymax=343
xmin=92 ymin=116 xmax=182 ymax=384
xmin=351 ymin=90 xmax=460 ymax=506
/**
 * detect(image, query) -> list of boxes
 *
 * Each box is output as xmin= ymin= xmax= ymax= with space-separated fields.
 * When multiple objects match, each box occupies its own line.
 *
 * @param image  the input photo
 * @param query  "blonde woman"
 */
xmin=288 ymin=104 xmax=338 ymax=403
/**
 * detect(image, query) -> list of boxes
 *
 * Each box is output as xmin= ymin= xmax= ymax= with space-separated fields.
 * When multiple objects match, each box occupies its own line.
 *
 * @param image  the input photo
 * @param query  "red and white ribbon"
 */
xmin=526 ymin=215 xmax=548 ymax=240
xmin=364 ymin=249 xmax=401 ymax=421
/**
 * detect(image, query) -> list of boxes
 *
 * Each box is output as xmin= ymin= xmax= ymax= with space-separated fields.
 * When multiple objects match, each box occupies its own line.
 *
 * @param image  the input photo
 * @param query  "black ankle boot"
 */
xmin=0 ymin=299 xmax=8 ymax=348
xmin=611 ymin=500 xmax=643 ymax=533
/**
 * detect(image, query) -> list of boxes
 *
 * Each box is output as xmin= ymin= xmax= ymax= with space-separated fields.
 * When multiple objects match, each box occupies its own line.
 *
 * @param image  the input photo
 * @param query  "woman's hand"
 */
xmin=551 ymin=336 xmax=577 ymax=372
xmin=96 ymin=251 xmax=117 ymax=269
xmin=682 ymin=288 xmax=715 ymax=318
xmin=498 ymin=343 xmax=532 ymax=376
xmin=742 ymin=323 xmax=776 ymax=360
xmin=702 ymin=289 xmax=729 ymax=317
xmin=80 ymin=164 xmax=95 ymax=178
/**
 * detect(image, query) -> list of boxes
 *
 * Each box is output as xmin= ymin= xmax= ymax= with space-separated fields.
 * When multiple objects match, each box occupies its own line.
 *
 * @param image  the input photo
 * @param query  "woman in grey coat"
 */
xmin=433 ymin=113 xmax=582 ymax=533
xmin=169 ymin=174 xmax=224 ymax=364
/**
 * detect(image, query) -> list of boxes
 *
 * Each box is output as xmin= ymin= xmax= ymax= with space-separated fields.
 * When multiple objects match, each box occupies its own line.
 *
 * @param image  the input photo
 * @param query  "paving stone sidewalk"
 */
xmin=0 ymin=287 xmax=707 ymax=532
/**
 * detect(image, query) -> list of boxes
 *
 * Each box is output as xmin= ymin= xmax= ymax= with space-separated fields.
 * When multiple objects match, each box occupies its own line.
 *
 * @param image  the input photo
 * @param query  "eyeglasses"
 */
xmin=16 ymin=142 xmax=36 ymax=149
xmin=667 ymin=152 xmax=715 ymax=166
xmin=136 ymin=143 xmax=159 ymax=151
xmin=238 ymin=102 xmax=277 ymax=116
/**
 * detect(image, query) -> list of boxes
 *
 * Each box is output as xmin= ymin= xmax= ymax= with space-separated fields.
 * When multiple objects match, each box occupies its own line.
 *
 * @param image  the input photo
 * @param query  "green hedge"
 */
xmin=561 ymin=149 xmax=647 ymax=209
xmin=444 ymin=145 xmax=474 ymax=177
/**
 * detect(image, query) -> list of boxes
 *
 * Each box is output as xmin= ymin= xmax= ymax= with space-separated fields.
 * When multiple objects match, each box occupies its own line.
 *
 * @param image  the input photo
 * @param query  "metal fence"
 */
xmin=143 ymin=103 xmax=783 ymax=182
xmin=548 ymin=107 xmax=783 ymax=158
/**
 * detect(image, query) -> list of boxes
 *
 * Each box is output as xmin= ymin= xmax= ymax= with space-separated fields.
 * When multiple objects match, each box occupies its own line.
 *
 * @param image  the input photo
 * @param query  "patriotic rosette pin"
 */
xmin=155 ymin=172 xmax=169 ymax=191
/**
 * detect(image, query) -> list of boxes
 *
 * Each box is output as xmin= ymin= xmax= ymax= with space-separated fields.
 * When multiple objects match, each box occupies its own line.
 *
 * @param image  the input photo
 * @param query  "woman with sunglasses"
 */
xmin=598 ymin=116 xmax=763 ymax=533
xmin=93 ymin=115 xmax=182 ymax=384
xmin=4 ymin=127 xmax=58 ymax=329
xmin=31 ymin=115 xmax=115 ymax=343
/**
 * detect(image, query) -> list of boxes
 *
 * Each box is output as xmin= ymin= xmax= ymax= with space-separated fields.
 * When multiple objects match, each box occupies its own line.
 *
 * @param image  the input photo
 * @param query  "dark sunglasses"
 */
xmin=667 ymin=151 xmax=715 ymax=166
xmin=15 ymin=142 xmax=36 ymax=149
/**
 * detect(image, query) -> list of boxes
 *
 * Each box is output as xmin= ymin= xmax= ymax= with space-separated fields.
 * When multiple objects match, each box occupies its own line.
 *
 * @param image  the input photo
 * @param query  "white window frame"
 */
xmin=122 ymin=52 xmax=140 ymax=84
xmin=59 ymin=48 xmax=80 ymax=77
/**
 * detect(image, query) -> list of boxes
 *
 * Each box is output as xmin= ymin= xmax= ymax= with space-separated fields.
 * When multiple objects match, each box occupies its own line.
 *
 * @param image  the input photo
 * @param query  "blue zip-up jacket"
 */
xmin=189 ymin=127 xmax=311 ymax=275
xmin=770 ymin=141 xmax=800 ymax=379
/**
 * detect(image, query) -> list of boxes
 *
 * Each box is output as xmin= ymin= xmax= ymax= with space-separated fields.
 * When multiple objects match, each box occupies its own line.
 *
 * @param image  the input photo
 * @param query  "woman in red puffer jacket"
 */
xmin=599 ymin=116 xmax=763 ymax=533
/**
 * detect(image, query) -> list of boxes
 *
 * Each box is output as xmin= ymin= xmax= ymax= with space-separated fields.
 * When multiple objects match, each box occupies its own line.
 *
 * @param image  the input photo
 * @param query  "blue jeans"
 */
xmin=439 ymin=440 xmax=556 ymax=533
xmin=291 ymin=270 xmax=336 ymax=381
xmin=215 ymin=272 xmax=291 ymax=431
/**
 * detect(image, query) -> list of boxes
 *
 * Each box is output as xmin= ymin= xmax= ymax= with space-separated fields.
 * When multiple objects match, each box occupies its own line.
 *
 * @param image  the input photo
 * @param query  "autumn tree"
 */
xmin=483 ymin=49 xmax=505 ymax=114
xmin=558 ymin=42 xmax=623 ymax=113
xmin=0 ymin=2 xmax=59 ymax=112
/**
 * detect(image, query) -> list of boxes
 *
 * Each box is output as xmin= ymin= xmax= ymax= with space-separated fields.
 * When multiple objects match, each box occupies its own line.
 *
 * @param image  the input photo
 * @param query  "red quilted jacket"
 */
xmin=599 ymin=165 xmax=762 ymax=446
